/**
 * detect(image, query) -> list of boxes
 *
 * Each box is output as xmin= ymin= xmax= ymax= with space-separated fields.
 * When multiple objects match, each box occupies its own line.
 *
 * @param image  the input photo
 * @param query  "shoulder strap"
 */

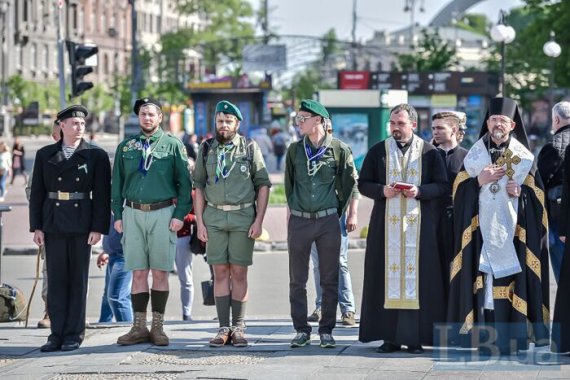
xmin=245 ymin=137 xmax=254 ymax=164
xmin=201 ymin=138 xmax=214 ymax=180
xmin=331 ymin=138 xmax=342 ymax=175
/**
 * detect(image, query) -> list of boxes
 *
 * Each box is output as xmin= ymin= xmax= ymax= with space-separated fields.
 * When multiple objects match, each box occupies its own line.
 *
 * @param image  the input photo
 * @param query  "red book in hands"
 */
xmin=392 ymin=181 xmax=414 ymax=190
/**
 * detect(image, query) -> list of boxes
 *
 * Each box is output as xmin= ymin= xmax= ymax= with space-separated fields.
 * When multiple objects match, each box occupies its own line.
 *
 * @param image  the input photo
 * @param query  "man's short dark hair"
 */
xmin=390 ymin=104 xmax=418 ymax=123
xmin=431 ymin=112 xmax=460 ymax=127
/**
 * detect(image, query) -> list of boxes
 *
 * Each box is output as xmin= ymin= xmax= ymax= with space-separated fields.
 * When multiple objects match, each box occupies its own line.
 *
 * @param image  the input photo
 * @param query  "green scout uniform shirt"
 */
xmin=193 ymin=134 xmax=272 ymax=204
xmin=285 ymin=133 xmax=358 ymax=214
xmin=111 ymin=128 xmax=193 ymax=221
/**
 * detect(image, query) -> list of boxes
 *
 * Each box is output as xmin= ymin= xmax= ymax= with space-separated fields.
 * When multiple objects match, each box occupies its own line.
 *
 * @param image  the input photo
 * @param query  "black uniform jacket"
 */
xmin=29 ymin=139 xmax=111 ymax=235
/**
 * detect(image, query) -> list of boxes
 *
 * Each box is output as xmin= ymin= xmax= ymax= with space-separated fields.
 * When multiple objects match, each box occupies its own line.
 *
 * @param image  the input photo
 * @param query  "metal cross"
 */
xmin=495 ymin=148 xmax=521 ymax=180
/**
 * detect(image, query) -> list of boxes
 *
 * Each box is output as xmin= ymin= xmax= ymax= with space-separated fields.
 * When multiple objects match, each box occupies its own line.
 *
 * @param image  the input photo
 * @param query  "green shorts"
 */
xmin=122 ymin=204 xmax=177 ymax=271
xmin=203 ymin=205 xmax=255 ymax=266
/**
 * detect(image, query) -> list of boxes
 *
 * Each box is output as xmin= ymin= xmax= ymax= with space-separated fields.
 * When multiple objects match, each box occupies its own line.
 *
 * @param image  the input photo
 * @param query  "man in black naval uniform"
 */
xmin=30 ymin=105 xmax=111 ymax=352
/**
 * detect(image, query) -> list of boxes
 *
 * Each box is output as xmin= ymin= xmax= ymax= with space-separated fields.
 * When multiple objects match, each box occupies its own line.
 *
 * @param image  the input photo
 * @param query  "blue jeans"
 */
xmin=310 ymin=214 xmax=355 ymax=314
xmin=549 ymin=219 xmax=565 ymax=284
xmin=99 ymin=254 xmax=133 ymax=322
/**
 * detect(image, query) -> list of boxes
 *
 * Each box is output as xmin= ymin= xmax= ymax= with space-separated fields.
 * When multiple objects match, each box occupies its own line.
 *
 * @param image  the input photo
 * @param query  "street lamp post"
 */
xmin=490 ymin=10 xmax=516 ymax=96
xmin=0 ymin=0 xmax=10 ymax=139
xmin=543 ymin=30 xmax=561 ymax=126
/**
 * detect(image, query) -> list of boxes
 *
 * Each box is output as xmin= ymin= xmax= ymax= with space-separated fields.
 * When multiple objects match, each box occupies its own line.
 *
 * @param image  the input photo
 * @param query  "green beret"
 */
xmin=133 ymin=97 xmax=162 ymax=115
xmin=57 ymin=105 xmax=88 ymax=121
xmin=300 ymin=99 xmax=329 ymax=119
xmin=215 ymin=100 xmax=243 ymax=121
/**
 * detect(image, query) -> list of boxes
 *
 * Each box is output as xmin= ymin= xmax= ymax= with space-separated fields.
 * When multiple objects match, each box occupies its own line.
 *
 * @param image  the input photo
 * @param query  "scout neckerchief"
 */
xmin=303 ymin=135 xmax=330 ymax=176
xmin=463 ymin=135 xmax=533 ymax=310
xmin=215 ymin=142 xmax=236 ymax=183
xmin=384 ymin=135 xmax=423 ymax=310
xmin=138 ymin=131 xmax=164 ymax=175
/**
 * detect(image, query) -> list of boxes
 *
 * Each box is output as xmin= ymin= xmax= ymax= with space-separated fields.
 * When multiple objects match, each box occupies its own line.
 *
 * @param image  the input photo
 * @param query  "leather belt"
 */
xmin=290 ymin=208 xmax=337 ymax=219
xmin=48 ymin=191 xmax=90 ymax=201
xmin=207 ymin=202 xmax=253 ymax=211
xmin=126 ymin=199 xmax=174 ymax=212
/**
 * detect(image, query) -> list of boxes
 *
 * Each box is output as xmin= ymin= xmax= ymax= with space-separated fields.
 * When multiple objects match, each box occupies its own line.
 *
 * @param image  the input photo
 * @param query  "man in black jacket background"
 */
xmin=537 ymin=100 xmax=570 ymax=283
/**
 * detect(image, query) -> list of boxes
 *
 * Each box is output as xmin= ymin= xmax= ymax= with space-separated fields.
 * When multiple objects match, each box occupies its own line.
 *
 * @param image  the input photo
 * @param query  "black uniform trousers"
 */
xmin=288 ymin=214 xmax=341 ymax=335
xmin=44 ymin=233 xmax=91 ymax=345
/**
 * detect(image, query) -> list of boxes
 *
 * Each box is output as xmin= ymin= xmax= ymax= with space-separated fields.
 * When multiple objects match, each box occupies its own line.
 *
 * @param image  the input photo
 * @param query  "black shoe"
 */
xmin=40 ymin=340 xmax=61 ymax=352
xmin=407 ymin=345 xmax=424 ymax=354
xmin=61 ymin=342 xmax=80 ymax=351
xmin=376 ymin=341 xmax=401 ymax=353
xmin=290 ymin=332 xmax=311 ymax=348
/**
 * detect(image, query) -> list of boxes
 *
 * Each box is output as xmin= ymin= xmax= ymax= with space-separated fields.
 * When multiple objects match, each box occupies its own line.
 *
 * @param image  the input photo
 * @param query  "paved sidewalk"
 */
xmin=1 ymin=319 xmax=569 ymax=379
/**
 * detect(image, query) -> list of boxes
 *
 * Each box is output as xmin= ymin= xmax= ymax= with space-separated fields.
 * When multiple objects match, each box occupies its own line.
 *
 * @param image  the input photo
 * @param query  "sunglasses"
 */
xmin=295 ymin=114 xmax=317 ymax=124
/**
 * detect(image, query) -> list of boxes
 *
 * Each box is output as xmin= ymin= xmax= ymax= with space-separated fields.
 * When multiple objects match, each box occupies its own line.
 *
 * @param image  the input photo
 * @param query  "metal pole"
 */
xmin=351 ymin=0 xmax=357 ymax=70
xmin=500 ymin=41 xmax=506 ymax=96
xmin=56 ymin=0 xmax=66 ymax=109
xmin=1 ymin=0 xmax=10 ymax=139
xmin=549 ymin=56 xmax=555 ymax=126
xmin=130 ymin=0 xmax=139 ymax=108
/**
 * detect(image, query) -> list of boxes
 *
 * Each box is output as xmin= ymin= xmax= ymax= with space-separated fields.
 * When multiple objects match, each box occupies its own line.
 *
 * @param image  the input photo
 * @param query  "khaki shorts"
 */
xmin=122 ymin=205 xmax=177 ymax=271
xmin=204 ymin=205 xmax=255 ymax=266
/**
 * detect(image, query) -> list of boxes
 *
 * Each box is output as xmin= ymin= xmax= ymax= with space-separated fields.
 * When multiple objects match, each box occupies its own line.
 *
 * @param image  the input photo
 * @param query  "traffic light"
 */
xmin=67 ymin=41 xmax=98 ymax=98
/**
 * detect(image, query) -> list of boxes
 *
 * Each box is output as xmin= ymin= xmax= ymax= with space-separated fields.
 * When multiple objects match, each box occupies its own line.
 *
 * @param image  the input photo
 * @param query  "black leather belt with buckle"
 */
xmin=48 ymin=192 xmax=90 ymax=201
xmin=125 ymin=199 xmax=174 ymax=211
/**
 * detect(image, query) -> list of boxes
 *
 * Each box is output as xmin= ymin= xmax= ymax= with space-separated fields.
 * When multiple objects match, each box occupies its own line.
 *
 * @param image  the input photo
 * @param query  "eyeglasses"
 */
xmin=295 ymin=114 xmax=317 ymax=124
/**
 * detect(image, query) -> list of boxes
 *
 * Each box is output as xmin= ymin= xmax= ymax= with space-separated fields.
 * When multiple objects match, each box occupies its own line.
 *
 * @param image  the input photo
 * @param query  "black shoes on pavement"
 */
xmin=376 ymin=341 xmax=424 ymax=354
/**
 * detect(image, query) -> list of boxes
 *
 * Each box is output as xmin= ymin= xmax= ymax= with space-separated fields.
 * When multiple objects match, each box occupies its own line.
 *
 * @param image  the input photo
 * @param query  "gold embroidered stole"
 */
xmin=384 ymin=136 xmax=423 ymax=310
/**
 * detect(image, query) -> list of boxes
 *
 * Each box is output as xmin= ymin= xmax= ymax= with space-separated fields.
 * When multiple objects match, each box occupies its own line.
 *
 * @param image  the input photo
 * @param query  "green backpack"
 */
xmin=0 ymin=283 xmax=27 ymax=322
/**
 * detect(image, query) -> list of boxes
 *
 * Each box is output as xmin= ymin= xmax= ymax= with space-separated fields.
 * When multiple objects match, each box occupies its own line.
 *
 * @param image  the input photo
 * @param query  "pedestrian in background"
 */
xmin=30 ymin=104 xmax=111 ymax=352
xmin=0 ymin=141 xmax=12 ymax=201
xmin=10 ymin=137 xmax=28 ymax=185
xmin=97 ymin=214 xmax=133 ymax=323
xmin=537 ymin=101 xmax=570 ymax=283
xmin=112 ymin=97 xmax=192 ymax=347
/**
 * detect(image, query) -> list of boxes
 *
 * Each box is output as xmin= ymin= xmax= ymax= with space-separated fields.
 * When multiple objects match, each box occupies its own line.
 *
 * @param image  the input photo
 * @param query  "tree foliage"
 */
xmin=396 ymin=29 xmax=459 ymax=72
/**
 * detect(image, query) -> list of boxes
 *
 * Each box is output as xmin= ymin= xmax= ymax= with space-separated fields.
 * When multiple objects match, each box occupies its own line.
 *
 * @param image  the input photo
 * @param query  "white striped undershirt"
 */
xmin=62 ymin=145 xmax=77 ymax=159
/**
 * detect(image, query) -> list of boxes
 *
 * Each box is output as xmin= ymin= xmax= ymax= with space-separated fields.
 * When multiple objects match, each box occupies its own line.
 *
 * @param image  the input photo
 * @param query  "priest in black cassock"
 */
xmin=431 ymin=111 xmax=469 ymax=301
xmin=358 ymin=104 xmax=448 ymax=354
xmin=552 ymin=144 xmax=570 ymax=354
xmin=447 ymin=97 xmax=550 ymax=355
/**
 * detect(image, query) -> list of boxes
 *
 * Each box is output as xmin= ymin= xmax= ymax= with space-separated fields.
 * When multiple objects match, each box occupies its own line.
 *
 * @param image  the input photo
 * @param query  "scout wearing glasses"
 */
xmin=285 ymin=99 xmax=358 ymax=349
xmin=193 ymin=100 xmax=271 ymax=348
xmin=30 ymin=105 xmax=112 ymax=352
xmin=111 ymin=97 xmax=192 ymax=347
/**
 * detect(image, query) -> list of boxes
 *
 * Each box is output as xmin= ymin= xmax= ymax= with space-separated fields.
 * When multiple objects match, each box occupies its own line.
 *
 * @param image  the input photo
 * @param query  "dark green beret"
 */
xmin=300 ymin=99 xmax=329 ymax=119
xmin=57 ymin=105 xmax=88 ymax=121
xmin=133 ymin=97 xmax=162 ymax=115
xmin=215 ymin=100 xmax=243 ymax=121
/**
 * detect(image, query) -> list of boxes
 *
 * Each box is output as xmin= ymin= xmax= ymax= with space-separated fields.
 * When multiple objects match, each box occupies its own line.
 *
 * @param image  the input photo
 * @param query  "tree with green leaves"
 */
xmin=396 ymin=29 xmax=459 ymax=72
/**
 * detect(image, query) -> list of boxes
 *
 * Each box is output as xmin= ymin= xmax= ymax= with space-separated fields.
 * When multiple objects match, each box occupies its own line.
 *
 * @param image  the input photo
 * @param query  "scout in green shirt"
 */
xmin=194 ymin=100 xmax=271 ymax=348
xmin=112 ymin=97 xmax=192 ymax=348
xmin=285 ymin=99 xmax=357 ymax=349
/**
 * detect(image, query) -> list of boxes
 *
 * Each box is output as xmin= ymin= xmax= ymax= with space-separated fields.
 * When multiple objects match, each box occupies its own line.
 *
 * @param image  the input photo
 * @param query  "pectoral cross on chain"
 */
xmin=495 ymin=148 xmax=521 ymax=180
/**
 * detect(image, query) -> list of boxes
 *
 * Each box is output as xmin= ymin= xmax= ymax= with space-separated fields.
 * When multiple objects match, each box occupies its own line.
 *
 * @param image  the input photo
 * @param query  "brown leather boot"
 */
xmin=149 ymin=311 xmax=169 ymax=346
xmin=37 ymin=312 xmax=50 ymax=329
xmin=117 ymin=312 xmax=150 ymax=346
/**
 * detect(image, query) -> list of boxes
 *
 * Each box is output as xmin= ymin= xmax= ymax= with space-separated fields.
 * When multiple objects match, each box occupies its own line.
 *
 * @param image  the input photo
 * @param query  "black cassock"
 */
xmin=358 ymin=139 xmax=448 ymax=346
xmin=447 ymin=157 xmax=550 ymax=353
xmin=30 ymin=139 xmax=111 ymax=346
xmin=552 ymin=144 xmax=570 ymax=353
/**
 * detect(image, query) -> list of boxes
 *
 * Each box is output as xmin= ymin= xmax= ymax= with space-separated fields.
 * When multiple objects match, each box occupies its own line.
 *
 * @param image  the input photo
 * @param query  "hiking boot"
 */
xmin=319 ymin=333 xmax=336 ymax=348
xmin=231 ymin=326 xmax=248 ymax=347
xmin=307 ymin=308 xmax=321 ymax=322
xmin=149 ymin=312 xmax=169 ymax=346
xmin=209 ymin=327 xmax=231 ymax=347
xmin=290 ymin=332 xmax=311 ymax=348
xmin=117 ymin=312 xmax=150 ymax=346
xmin=341 ymin=311 xmax=356 ymax=326
xmin=37 ymin=312 xmax=50 ymax=329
